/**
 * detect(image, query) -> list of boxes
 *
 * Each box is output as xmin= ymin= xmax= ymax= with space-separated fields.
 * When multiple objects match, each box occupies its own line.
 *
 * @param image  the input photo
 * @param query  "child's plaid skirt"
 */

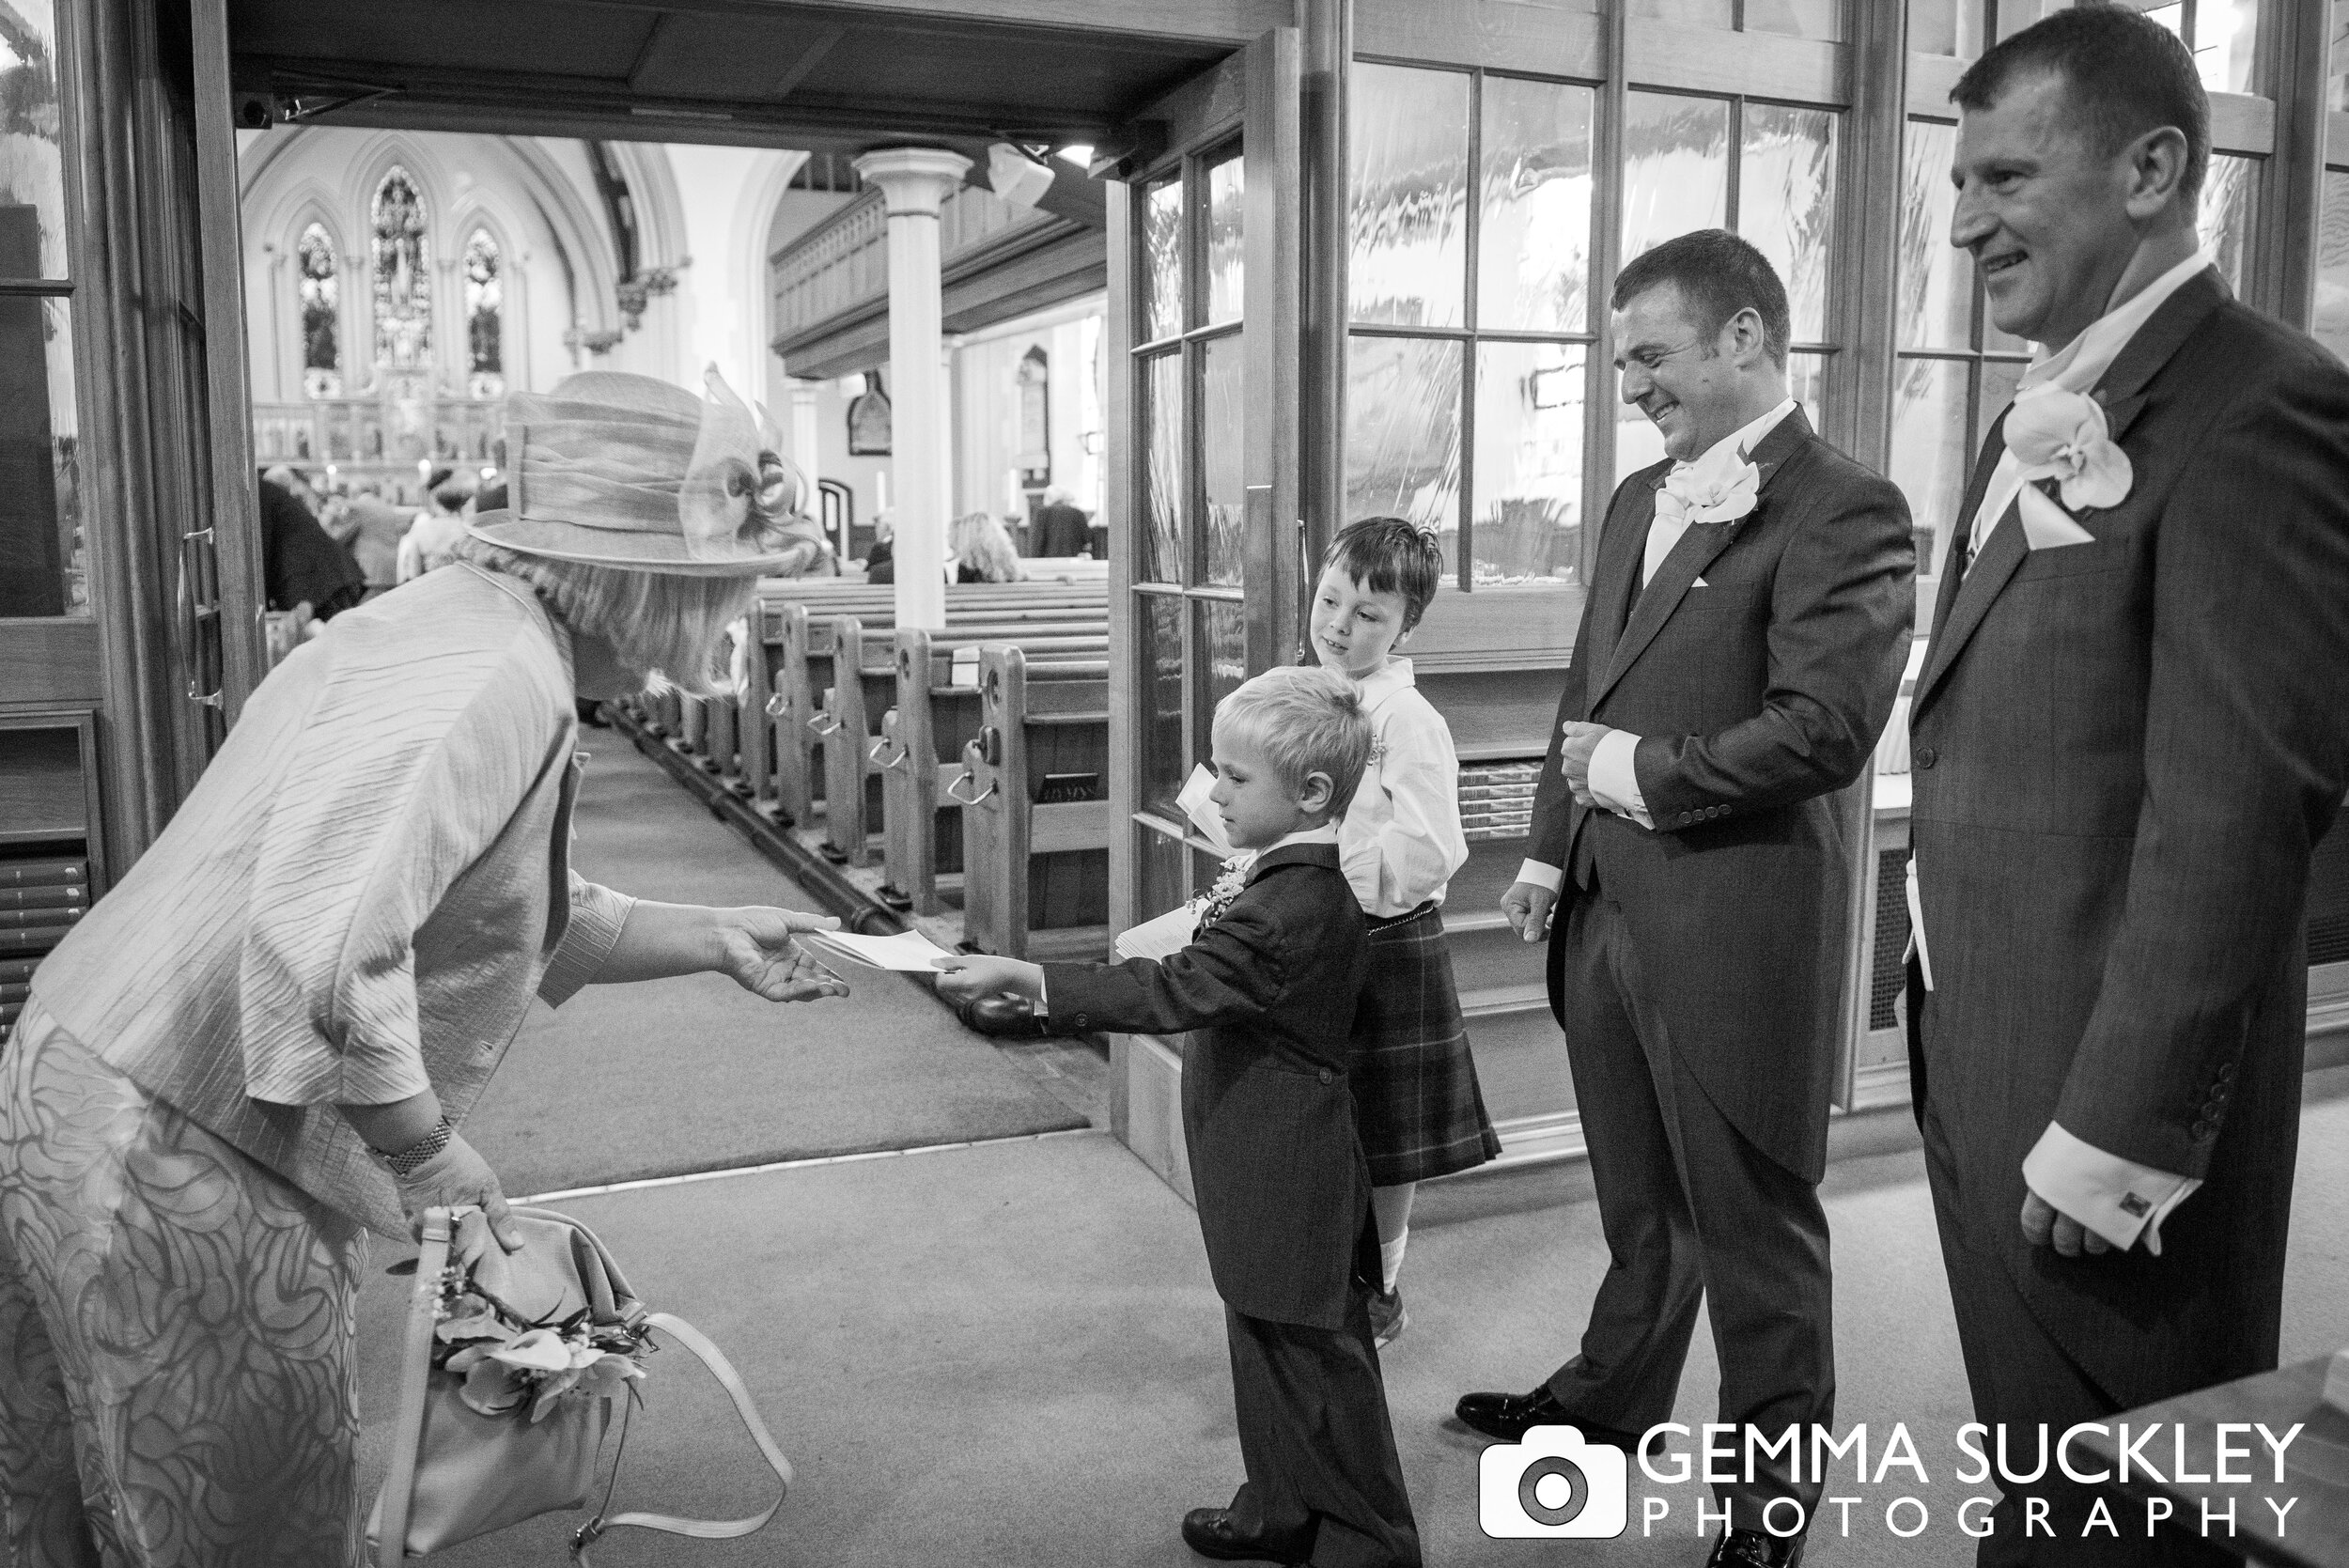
xmin=1350 ymin=902 xmax=1501 ymax=1186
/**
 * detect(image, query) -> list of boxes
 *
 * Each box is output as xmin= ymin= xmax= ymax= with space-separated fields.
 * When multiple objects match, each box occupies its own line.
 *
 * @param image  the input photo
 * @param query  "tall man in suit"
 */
xmin=1455 ymin=230 xmax=1913 ymax=1568
xmin=1907 ymin=13 xmax=2349 ymax=1564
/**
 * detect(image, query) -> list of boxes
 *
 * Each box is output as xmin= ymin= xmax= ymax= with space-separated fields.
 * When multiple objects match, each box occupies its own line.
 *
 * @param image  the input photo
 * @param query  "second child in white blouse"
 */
xmin=1312 ymin=518 xmax=1501 ymax=1347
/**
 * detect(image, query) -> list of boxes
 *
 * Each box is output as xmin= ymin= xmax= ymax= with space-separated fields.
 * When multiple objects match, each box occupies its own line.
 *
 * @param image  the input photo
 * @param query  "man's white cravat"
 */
xmin=1959 ymin=248 xmax=2213 ymax=568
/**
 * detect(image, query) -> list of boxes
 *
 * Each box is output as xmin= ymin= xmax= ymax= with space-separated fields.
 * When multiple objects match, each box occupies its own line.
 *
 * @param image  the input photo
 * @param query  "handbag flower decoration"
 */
xmin=1654 ymin=458 xmax=1761 ymax=529
xmin=430 ymin=1260 xmax=649 ymax=1424
xmin=2002 ymin=386 xmax=2132 ymax=512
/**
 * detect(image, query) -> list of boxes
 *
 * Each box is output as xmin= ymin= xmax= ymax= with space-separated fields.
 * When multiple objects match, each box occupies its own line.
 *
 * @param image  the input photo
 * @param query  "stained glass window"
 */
xmin=463 ymin=228 xmax=504 ymax=398
xmin=298 ymin=224 xmax=340 ymax=398
xmin=371 ymin=167 xmax=431 ymax=369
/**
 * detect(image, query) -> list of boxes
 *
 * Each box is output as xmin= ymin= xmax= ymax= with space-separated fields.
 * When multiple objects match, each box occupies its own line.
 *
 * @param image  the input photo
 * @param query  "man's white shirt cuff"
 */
xmin=2021 ymin=1121 xmax=2201 ymax=1255
xmin=1516 ymin=860 xmax=1563 ymax=893
xmin=1589 ymin=729 xmax=1654 ymax=830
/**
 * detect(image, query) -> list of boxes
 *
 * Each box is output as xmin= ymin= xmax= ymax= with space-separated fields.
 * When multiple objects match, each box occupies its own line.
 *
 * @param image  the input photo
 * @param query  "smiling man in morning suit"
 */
xmin=1455 ymin=227 xmax=1913 ymax=1568
xmin=1907 ymin=9 xmax=2349 ymax=1564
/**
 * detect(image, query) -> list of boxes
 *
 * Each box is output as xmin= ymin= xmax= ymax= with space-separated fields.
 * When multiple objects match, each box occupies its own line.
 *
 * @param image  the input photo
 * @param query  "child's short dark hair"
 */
xmin=1323 ymin=517 xmax=1443 ymax=632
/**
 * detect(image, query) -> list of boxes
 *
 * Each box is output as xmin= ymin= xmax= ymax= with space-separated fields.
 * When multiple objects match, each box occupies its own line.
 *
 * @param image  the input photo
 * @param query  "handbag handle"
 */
xmin=569 ymin=1310 xmax=793 ymax=1564
xmin=373 ymin=1208 xmax=454 ymax=1564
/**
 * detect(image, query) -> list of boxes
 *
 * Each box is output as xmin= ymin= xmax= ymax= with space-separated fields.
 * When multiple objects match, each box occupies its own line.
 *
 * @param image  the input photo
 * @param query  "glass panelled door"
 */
xmin=1113 ymin=30 xmax=1303 ymax=930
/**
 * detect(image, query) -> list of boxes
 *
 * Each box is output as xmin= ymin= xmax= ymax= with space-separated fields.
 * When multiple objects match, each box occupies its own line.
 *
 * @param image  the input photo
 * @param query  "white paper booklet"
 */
xmin=1175 ymin=765 xmax=1235 ymax=857
xmin=1113 ymin=904 xmax=1199 ymax=963
xmin=800 ymin=927 xmax=956 ymax=972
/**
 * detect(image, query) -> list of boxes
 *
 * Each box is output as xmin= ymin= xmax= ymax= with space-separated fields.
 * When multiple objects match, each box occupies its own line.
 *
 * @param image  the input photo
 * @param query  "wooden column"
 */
xmin=2253 ymin=0 xmax=2331 ymax=333
xmin=1298 ymin=0 xmax=1349 ymax=644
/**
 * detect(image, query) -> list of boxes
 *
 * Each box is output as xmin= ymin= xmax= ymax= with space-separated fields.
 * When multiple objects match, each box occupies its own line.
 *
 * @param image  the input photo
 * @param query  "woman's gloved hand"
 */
xmin=394 ymin=1132 xmax=522 ymax=1265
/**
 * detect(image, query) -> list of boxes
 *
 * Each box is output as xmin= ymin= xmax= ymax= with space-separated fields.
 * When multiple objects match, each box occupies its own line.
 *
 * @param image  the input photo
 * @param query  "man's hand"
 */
xmin=710 ymin=907 xmax=851 ymax=1001
xmin=2020 ymin=1189 xmax=2113 ymax=1258
xmin=1501 ymin=880 xmax=1558 ymax=945
xmin=932 ymin=954 xmax=1044 ymax=1002
xmin=1559 ymin=722 xmax=1610 ymax=809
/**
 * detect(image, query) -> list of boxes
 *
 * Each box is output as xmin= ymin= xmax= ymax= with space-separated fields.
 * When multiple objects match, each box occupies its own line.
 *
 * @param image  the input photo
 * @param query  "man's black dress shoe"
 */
xmin=1707 ymin=1526 xmax=1805 ymax=1567
xmin=954 ymin=992 xmax=1054 ymax=1039
xmin=1180 ymin=1507 xmax=1309 ymax=1564
xmin=1453 ymin=1386 xmax=1643 ymax=1450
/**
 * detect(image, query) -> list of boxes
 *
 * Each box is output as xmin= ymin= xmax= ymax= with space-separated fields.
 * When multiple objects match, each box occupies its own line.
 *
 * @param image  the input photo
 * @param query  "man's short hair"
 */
xmin=1214 ymin=665 xmax=1374 ymax=821
xmin=1952 ymin=5 xmax=2208 ymax=203
xmin=1610 ymin=229 xmax=1792 ymax=366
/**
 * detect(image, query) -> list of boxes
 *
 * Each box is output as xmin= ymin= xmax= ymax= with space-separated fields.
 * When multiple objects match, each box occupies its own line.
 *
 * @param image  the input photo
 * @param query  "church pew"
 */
xmin=955 ymin=645 xmax=1113 ymax=960
xmin=817 ymin=614 xmax=1107 ymax=863
xmin=879 ymin=626 xmax=1110 ymax=914
xmin=760 ymin=587 xmax=1107 ymax=824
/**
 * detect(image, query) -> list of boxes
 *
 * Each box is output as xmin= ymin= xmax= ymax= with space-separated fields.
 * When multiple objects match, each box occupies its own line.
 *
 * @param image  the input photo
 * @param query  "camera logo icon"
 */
xmin=1478 ymin=1424 xmax=1629 ymax=1539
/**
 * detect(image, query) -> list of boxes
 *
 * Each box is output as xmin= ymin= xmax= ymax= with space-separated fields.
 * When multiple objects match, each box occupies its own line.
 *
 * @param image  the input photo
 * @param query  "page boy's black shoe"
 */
xmin=1180 ymin=1507 xmax=1309 ymax=1564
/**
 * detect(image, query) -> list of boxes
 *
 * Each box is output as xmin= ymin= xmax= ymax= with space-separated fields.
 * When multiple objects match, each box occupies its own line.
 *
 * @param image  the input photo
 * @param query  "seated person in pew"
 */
xmin=862 ymin=515 xmax=894 ymax=583
xmin=935 ymin=666 xmax=1421 ymax=1568
xmin=950 ymin=510 xmax=1026 ymax=583
xmin=1310 ymin=517 xmax=1501 ymax=1351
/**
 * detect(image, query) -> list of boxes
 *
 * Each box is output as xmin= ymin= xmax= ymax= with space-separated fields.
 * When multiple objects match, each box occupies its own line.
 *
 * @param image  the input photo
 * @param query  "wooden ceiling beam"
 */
xmin=537 ymin=0 xmax=1286 ymax=49
xmin=241 ymin=54 xmax=1123 ymax=145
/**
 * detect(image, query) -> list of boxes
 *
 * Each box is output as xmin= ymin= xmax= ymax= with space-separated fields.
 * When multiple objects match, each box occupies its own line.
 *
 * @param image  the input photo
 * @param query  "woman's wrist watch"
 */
xmin=378 ymin=1116 xmax=455 ymax=1177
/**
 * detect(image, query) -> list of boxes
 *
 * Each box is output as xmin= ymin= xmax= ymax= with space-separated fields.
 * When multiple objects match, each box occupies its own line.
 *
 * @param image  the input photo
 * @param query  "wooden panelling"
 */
xmin=1355 ymin=0 xmax=1602 ymax=79
xmin=1408 ymin=582 xmax=1581 ymax=665
xmin=0 ymin=621 xmax=104 ymax=705
xmin=2209 ymin=91 xmax=2277 ymax=157
xmin=1624 ymin=19 xmax=1844 ymax=105
xmin=1906 ymin=51 xmax=1964 ymax=118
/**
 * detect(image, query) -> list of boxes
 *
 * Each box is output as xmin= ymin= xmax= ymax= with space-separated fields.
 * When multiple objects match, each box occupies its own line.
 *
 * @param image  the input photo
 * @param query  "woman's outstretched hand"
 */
xmin=711 ymin=906 xmax=852 ymax=1001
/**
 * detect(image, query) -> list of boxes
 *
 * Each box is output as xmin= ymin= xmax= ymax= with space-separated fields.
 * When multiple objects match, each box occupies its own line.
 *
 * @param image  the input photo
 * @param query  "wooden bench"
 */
xmin=756 ymin=585 xmax=1106 ymax=827
xmin=817 ymin=613 xmax=1107 ymax=864
xmin=877 ymin=626 xmax=1110 ymax=914
xmin=950 ymin=644 xmax=1113 ymax=960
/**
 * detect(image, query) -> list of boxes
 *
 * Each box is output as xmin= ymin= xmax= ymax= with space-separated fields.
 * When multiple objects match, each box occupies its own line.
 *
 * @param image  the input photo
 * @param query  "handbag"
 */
xmin=368 ymin=1205 xmax=792 ymax=1563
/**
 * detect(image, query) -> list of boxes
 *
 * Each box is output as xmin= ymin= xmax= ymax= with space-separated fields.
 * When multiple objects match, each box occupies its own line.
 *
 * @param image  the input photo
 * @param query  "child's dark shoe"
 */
xmin=1368 ymin=1286 xmax=1407 ymax=1349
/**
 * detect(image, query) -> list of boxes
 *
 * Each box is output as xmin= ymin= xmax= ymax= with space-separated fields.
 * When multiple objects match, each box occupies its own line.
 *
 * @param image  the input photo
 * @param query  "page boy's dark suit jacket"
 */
xmin=1527 ymin=409 xmax=1916 ymax=1183
xmin=1043 ymin=843 xmax=1372 ymax=1330
xmin=1908 ymin=268 xmax=2349 ymax=1410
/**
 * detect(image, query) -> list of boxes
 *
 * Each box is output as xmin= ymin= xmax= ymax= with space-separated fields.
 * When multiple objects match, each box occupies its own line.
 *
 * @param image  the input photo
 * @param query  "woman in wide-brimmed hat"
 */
xmin=1 ymin=368 xmax=844 ymax=1566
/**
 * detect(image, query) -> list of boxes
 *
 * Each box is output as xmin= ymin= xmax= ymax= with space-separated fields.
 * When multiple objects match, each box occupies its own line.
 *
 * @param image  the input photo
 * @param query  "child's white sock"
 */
xmin=1379 ymin=1230 xmax=1408 ymax=1293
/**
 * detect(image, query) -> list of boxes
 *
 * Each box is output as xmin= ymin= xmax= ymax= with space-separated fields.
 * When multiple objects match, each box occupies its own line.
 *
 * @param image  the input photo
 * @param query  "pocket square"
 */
xmin=1692 ymin=576 xmax=1709 ymax=587
xmin=2016 ymin=485 xmax=2097 ymax=549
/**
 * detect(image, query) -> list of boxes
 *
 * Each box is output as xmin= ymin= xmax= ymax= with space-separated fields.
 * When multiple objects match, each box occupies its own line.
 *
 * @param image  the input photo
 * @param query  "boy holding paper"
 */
xmin=936 ymin=665 xmax=1420 ymax=1568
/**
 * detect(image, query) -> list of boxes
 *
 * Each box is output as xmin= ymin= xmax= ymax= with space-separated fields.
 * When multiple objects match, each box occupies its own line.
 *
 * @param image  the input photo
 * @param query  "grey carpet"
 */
xmin=353 ymin=1069 xmax=2349 ymax=1567
xmin=461 ymin=738 xmax=1086 ymax=1199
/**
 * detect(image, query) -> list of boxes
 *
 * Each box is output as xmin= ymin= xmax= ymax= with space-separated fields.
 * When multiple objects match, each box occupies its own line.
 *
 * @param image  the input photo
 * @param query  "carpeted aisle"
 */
xmin=460 ymin=737 xmax=1086 ymax=1198
xmin=353 ymin=1076 xmax=2349 ymax=1568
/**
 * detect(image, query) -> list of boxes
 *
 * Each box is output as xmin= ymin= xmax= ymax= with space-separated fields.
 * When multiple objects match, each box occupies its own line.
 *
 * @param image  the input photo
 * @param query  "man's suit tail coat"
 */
xmin=1908 ymin=270 xmax=2349 ymax=1407
xmin=1526 ymin=411 xmax=1915 ymax=1182
xmin=1041 ymin=846 xmax=1372 ymax=1330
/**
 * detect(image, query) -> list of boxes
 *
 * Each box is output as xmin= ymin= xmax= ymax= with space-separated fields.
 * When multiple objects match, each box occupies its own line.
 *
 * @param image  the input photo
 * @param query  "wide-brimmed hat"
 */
xmin=468 ymin=366 xmax=824 ymax=576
